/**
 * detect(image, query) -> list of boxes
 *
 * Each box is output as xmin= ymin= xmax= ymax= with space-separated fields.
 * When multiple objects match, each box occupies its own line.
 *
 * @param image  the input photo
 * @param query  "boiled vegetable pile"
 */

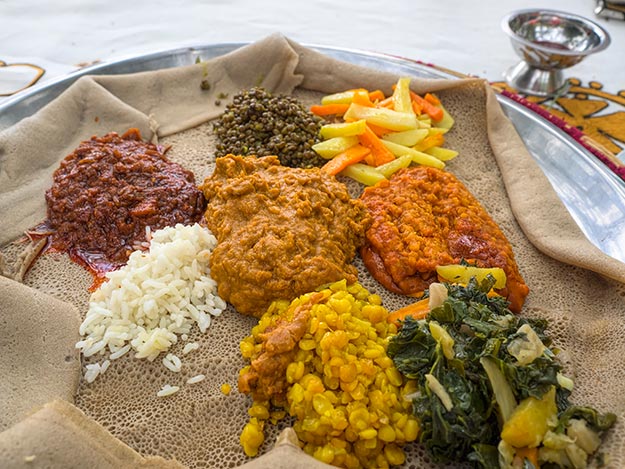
xmin=310 ymin=78 xmax=457 ymax=184
xmin=387 ymin=276 xmax=616 ymax=469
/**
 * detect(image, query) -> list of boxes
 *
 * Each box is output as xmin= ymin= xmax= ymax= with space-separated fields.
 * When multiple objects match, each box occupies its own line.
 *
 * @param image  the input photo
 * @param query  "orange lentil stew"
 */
xmin=359 ymin=166 xmax=529 ymax=312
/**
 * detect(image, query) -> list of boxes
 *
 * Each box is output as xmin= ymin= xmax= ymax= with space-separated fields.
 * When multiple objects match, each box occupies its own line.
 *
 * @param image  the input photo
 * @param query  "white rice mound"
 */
xmin=76 ymin=223 xmax=227 ymax=379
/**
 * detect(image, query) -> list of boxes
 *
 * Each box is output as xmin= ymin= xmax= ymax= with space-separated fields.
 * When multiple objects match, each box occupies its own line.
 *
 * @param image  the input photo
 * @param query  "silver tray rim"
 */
xmin=1 ymin=41 xmax=623 ymax=263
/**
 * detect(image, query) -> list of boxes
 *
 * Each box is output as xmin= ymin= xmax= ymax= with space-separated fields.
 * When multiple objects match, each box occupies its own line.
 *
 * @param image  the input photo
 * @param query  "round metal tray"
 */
xmin=1 ymin=42 xmax=623 ymax=263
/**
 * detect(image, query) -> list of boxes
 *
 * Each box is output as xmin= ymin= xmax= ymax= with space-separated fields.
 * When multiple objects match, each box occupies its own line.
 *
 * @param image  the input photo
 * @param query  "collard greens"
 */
xmin=387 ymin=277 xmax=616 ymax=468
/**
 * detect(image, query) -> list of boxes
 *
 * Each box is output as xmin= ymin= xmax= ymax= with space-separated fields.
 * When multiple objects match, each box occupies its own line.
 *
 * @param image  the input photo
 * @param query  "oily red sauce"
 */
xmin=44 ymin=128 xmax=205 ymax=284
xmin=360 ymin=166 xmax=529 ymax=313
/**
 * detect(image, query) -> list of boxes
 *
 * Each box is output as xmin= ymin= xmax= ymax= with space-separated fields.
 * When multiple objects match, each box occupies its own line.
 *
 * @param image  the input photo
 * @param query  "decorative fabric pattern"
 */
xmin=492 ymin=79 xmax=625 ymax=181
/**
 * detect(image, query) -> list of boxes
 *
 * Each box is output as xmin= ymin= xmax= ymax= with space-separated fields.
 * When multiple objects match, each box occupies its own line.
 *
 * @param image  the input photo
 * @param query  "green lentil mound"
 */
xmin=213 ymin=87 xmax=326 ymax=168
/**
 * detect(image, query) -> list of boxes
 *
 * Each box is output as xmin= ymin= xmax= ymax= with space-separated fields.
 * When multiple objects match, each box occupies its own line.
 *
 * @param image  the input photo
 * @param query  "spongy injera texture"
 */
xmin=3 ymin=85 xmax=624 ymax=469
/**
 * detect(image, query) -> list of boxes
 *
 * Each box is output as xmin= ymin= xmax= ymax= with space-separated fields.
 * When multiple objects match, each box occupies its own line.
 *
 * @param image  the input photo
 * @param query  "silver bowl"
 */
xmin=502 ymin=9 xmax=611 ymax=96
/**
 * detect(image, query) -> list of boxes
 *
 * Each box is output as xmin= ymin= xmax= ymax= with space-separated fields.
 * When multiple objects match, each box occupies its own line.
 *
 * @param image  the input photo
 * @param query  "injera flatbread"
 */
xmin=0 ymin=276 xmax=81 ymax=432
xmin=0 ymin=400 xmax=185 ymax=468
xmin=1 ymin=34 xmax=624 ymax=468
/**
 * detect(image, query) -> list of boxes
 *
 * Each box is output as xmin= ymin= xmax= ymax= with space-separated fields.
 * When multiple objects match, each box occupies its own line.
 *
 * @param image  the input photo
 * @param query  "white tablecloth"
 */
xmin=0 ymin=0 xmax=623 ymax=100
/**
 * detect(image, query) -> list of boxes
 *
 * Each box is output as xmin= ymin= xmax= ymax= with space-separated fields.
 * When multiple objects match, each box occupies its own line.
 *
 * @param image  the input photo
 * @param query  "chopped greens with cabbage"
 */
xmin=387 ymin=277 xmax=616 ymax=468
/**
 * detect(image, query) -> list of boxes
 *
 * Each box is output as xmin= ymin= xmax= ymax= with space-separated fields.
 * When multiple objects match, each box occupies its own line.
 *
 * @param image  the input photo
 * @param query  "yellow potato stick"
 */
xmin=427 ymin=127 xmax=449 ymax=135
xmin=381 ymin=128 xmax=428 ymax=147
xmin=312 ymin=136 xmax=359 ymax=159
xmin=320 ymin=120 xmax=367 ymax=139
xmin=321 ymin=90 xmax=358 ymax=105
xmin=434 ymin=105 xmax=455 ymax=130
xmin=339 ymin=162 xmax=386 ymax=186
xmin=344 ymin=103 xmax=418 ymax=132
xmin=381 ymin=140 xmax=445 ymax=169
xmin=375 ymin=154 xmax=413 ymax=179
xmin=392 ymin=77 xmax=413 ymax=114
xmin=425 ymin=146 xmax=459 ymax=162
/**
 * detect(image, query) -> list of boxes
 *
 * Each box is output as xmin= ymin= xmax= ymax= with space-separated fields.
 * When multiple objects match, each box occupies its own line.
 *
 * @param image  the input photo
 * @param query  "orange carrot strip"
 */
xmin=411 ymin=100 xmax=423 ymax=115
xmin=358 ymin=125 xmax=396 ymax=167
xmin=387 ymin=297 xmax=430 ymax=325
xmin=413 ymin=133 xmax=445 ymax=152
xmin=352 ymin=89 xmax=375 ymax=107
xmin=368 ymin=89 xmax=385 ymax=102
xmin=377 ymin=97 xmax=394 ymax=109
xmin=366 ymin=123 xmax=393 ymax=137
xmin=424 ymin=92 xmax=441 ymax=106
xmin=310 ymin=103 xmax=350 ymax=116
xmin=410 ymin=91 xmax=444 ymax=121
xmin=321 ymin=144 xmax=371 ymax=176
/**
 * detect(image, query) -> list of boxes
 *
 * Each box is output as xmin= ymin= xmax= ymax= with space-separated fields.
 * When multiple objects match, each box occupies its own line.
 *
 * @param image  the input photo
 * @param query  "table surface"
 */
xmin=0 ymin=0 xmax=623 ymax=97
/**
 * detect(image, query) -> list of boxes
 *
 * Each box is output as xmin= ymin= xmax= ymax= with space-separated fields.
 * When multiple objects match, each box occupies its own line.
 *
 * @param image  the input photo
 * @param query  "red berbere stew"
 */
xmin=359 ymin=166 xmax=529 ymax=313
xmin=45 ymin=128 xmax=205 ymax=273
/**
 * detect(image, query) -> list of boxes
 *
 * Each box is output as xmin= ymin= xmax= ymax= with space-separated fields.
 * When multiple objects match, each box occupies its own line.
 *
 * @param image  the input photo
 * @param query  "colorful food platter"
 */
xmin=0 ymin=42 xmax=624 ymax=264
xmin=1 ymin=39 xmax=623 ymax=469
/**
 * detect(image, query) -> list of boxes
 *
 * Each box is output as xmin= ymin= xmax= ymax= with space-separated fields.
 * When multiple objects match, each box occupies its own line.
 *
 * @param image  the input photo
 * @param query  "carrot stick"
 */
xmin=387 ymin=297 xmax=430 ymax=325
xmin=413 ymin=133 xmax=445 ymax=152
xmin=321 ymin=144 xmax=371 ymax=176
xmin=310 ymin=103 xmax=350 ymax=116
xmin=352 ymin=89 xmax=374 ymax=107
xmin=368 ymin=89 xmax=385 ymax=102
xmin=424 ymin=92 xmax=441 ymax=106
xmin=366 ymin=123 xmax=392 ymax=137
xmin=358 ymin=125 xmax=396 ymax=167
xmin=410 ymin=91 xmax=444 ymax=122
xmin=377 ymin=97 xmax=394 ymax=109
xmin=411 ymin=100 xmax=423 ymax=115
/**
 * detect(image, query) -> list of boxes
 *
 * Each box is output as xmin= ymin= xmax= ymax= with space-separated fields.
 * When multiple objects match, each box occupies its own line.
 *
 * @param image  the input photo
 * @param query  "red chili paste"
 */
xmin=44 ymin=128 xmax=205 ymax=278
